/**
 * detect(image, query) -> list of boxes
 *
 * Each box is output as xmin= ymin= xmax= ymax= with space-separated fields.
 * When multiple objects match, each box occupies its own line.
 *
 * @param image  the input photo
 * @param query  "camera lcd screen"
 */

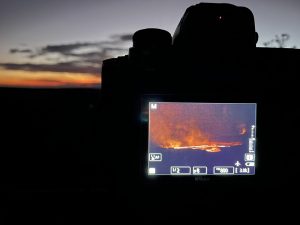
xmin=147 ymin=102 xmax=256 ymax=175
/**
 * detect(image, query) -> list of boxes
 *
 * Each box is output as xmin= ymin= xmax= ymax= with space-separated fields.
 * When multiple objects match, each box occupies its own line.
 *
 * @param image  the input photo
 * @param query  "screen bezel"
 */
xmin=147 ymin=101 xmax=257 ymax=176
xmin=139 ymin=94 xmax=261 ymax=186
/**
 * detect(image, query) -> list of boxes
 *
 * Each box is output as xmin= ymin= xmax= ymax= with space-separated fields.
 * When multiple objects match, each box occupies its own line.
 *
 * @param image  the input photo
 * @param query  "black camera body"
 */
xmin=101 ymin=3 xmax=299 ymax=213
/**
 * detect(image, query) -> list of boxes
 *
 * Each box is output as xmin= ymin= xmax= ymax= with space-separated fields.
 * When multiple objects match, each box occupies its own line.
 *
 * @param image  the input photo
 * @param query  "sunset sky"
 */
xmin=1 ymin=0 xmax=299 ymax=88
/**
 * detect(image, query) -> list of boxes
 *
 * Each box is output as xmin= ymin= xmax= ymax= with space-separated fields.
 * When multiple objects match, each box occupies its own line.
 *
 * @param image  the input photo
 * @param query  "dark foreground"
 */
xmin=0 ymin=88 xmax=111 ymax=223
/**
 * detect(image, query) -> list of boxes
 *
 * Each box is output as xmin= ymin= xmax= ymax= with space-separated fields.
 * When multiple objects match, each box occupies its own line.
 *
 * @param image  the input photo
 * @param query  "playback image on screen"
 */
xmin=148 ymin=102 xmax=256 ymax=175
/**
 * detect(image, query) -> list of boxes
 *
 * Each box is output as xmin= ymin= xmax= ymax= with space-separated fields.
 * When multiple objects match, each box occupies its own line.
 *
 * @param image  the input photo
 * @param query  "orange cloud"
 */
xmin=0 ymin=69 xmax=101 ymax=88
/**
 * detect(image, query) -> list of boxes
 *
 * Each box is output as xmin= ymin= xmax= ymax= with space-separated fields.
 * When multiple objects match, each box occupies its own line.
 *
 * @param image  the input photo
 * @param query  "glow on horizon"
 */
xmin=0 ymin=69 xmax=101 ymax=88
xmin=1 ymin=0 xmax=299 ymax=88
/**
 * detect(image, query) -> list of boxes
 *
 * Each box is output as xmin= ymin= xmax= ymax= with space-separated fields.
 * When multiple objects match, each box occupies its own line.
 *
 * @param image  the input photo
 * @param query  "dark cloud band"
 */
xmin=10 ymin=49 xmax=32 ymax=54
xmin=6 ymin=33 xmax=132 ymax=75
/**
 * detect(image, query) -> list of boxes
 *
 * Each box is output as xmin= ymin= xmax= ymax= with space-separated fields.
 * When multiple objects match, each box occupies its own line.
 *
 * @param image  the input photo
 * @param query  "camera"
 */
xmin=101 ymin=2 xmax=299 ymax=212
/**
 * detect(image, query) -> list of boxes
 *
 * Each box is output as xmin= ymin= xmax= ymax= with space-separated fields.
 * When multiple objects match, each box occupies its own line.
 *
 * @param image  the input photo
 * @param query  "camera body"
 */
xmin=101 ymin=3 xmax=299 ymax=212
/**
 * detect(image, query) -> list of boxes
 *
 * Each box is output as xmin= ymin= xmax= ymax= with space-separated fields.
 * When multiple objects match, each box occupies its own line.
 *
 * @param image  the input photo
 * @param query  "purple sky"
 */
xmin=0 ymin=0 xmax=299 ymax=87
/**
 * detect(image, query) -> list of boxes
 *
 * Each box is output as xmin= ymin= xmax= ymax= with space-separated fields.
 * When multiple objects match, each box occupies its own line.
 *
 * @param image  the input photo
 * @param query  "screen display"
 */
xmin=147 ymin=102 xmax=256 ymax=175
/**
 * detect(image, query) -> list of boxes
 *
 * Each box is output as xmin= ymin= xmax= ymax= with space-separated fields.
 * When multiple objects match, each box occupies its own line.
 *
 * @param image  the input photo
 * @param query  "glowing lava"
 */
xmin=167 ymin=141 xmax=242 ymax=152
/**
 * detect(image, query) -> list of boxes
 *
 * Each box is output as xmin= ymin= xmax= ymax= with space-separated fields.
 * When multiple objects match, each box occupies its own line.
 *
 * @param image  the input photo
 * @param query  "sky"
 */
xmin=0 ymin=0 xmax=299 ymax=88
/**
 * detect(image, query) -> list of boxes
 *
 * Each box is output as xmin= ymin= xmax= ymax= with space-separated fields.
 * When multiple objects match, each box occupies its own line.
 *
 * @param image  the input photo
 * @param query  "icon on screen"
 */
xmin=149 ymin=168 xmax=156 ymax=174
xmin=149 ymin=153 xmax=162 ymax=161
xmin=150 ymin=103 xmax=157 ymax=110
xmin=235 ymin=161 xmax=241 ymax=167
xmin=245 ymin=153 xmax=255 ymax=161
